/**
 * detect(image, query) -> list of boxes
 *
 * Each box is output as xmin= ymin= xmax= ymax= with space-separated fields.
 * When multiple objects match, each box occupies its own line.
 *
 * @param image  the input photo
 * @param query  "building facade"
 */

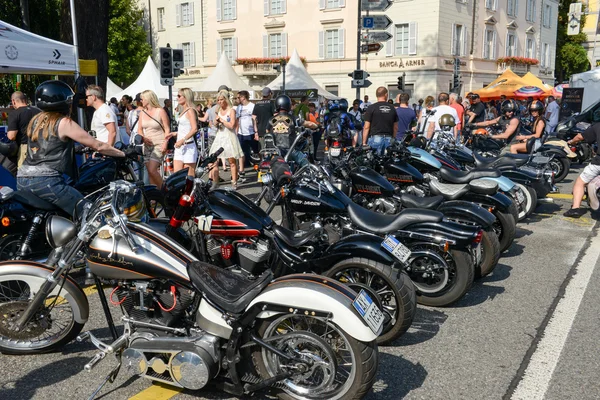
xmin=138 ymin=0 xmax=559 ymax=101
xmin=582 ymin=0 xmax=599 ymax=69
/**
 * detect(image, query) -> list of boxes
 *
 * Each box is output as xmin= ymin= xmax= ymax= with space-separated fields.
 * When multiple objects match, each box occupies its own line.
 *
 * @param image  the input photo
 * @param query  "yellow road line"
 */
xmin=547 ymin=193 xmax=574 ymax=200
xmin=83 ymin=285 xmax=98 ymax=296
xmin=129 ymin=383 xmax=182 ymax=400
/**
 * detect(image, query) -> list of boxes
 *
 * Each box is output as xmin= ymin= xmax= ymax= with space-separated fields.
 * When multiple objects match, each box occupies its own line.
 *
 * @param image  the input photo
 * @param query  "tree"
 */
xmin=555 ymin=0 xmax=590 ymax=83
xmin=107 ymin=0 xmax=152 ymax=88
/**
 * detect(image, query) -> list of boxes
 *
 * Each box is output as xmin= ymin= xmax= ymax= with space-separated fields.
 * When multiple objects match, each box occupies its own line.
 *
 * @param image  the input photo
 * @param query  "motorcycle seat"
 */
xmin=187 ymin=261 xmax=273 ymax=314
xmin=472 ymin=152 xmax=519 ymax=170
xmin=503 ymin=153 xmax=530 ymax=160
xmin=347 ymin=201 xmax=443 ymax=234
xmin=399 ymin=193 xmax=444 ymax=210
xmin=428 ymin=179 xmax=470 ymax=200
xmin=468 ymin=179 xmax=499 ymax=195
xmin=272 ymin=224 xmax=322 ymax=247
xmin=12 ymin=191 xmax=58 ymax=211
xmin=439 ymin=166 xmax=501 ymax=184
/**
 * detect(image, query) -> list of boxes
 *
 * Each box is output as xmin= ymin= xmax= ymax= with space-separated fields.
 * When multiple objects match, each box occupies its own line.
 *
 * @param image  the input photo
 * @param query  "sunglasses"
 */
xmin=177 ymin=94 xmax=182 ymax=98
xmin=85 ymin=94 xmax=93 ymax=98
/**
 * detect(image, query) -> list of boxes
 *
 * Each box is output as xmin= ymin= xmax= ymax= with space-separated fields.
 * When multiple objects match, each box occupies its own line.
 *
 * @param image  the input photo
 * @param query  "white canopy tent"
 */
xmin=196 ymin=52 xmax=254 ymax=93
xmin=571 ymin=68 xmax=600 ymax=111
xmin=112 ymin=56 xmax=170 ymax=101
xmin=105 ymin=77 xmax=122 ymax=100
xmin=0 ymin=19 xmax=77 ymax=74
xmin=267 ymin=49 xmax=339 ymax=100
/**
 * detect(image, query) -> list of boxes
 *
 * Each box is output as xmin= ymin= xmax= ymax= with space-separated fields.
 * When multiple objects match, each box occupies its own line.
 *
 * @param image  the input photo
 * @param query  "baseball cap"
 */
xmin=134 ymin=93 xmax=142 ymax=102
xmin=218 ymin=85 xmax=230 ymax=92
xmin=262 ymin=87 xmax=272 ymax=97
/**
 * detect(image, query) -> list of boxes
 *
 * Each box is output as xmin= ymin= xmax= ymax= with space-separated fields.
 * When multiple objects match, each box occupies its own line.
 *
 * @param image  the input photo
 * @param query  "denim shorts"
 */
xmin=17 ymin=175 xmax=84 ymax=216
xmin=368 ymin=135 xmax=392 ymax=156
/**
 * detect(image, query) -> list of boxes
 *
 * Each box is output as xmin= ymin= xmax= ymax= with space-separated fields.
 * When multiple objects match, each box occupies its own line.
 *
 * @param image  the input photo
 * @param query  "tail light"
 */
xmin=473 ymin=230 xmax=483 ymax=245
xmin=221 ymin=243 xmax=234 ymax=260
xmin=333 ymin=141 xmax=340 ymax=147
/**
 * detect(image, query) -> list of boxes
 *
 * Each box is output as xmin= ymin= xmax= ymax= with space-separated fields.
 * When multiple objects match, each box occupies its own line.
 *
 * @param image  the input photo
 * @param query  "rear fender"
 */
xmin=480 ymin=176 xmax=516 ymax=192
xmin=0 ymin=261 xmax=89 ymax=324
xmin=461 ymin=192 xmax=513 ymax=213
xmin=437 ymin=201 xmax=495 ymax=228
xmin=249 ymin=274 xmax=378 ymax=342
xmin=315 ymin=233 xmax=397 ymax=268
xmin=394 ymin=220 xmax=479 ymax=248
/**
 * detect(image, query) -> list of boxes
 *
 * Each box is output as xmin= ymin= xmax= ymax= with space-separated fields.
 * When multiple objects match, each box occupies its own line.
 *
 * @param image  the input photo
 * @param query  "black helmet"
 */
xmin=275 ymin=95 xmax=292 ymax=112
xmin=501 ymin=99 xmax=518 ymax=114
xmin=439 ymin=114 xmax=456 ymax=128
xmin=35 ymin=80 xmax=74 ymax=114
xmin=338 ymin=98 xmax=349 ymax=112
xmin=529 ymin=100 xmax=544 ymax=113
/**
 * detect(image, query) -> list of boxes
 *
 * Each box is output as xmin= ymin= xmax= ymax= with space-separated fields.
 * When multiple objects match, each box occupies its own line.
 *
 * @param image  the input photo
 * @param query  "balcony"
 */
xmin=496 ymin=57 xmax=539 ymax=75
xmin=241 ymin=63 xmax=279 ymax=75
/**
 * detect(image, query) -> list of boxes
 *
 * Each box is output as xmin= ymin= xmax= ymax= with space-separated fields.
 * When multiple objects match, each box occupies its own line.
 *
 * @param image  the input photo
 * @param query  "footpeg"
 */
xmin=77 ymin=330 xmax=129 ymax=354
xmin=85 ymin=351 xmax=106 ymax=371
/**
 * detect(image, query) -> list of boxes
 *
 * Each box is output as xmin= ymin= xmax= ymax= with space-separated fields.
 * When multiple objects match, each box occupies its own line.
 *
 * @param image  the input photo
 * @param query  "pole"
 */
xmin=282 ymin=61 xmax=286 ymax=94
xmin=356 ymin=0 xmax=362 ymax=101
xmin=69 ymin=0 xmax=85 ymax=129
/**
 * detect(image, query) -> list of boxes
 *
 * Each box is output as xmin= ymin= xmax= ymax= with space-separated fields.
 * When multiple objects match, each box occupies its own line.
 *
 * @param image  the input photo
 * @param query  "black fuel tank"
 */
xmin=350 ymin=166 xmax=395 ymax=197
xmin=286 ymin=184 xmax=347 ymax=214
xmin=384 ymin=160 xmax=424 ymax=184
xmin=74 ymin=158 xmax=117 ymax=193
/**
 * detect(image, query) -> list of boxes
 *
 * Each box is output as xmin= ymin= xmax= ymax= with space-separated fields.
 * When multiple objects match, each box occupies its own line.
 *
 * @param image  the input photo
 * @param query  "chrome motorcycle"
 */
xmin=0 ymin=180 xmax=380 ymax=400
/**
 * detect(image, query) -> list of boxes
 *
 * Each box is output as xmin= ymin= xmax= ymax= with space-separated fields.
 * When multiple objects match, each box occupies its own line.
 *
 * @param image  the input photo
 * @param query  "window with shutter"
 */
xmin=217 ymin=39 xmax=222 ymax=59
xmin=339 ymin=28 xmax=345 ymax=58
xmin=282 ymin=33 xmax=288 ymax=56
xmin=189 ymin=2 xmax=194 ymax=25
xmin=217 ymin=0 xmax=222 ymax=21
xmin=264 ymin=0 xmax=269 ymax=16
xmin=318 ymin=31 xmax=324 ymax=59
xmin=158 ymin=8 xmax=165 ymax=31
xmin=386 ymin=25 xmax=394 ymax=57
xmin=222 ymin=37 xmax=234 ymax=61
xmin=176 ymin=4 xmax=181 ymax=27
xmin=327 ymin=0 xmax=340 ymax=8
xmin=319 ymin=0 xmax=326 ymax=10
xmin=262 ymin=35 xmax=268 ymax=57
xmin=223 ymin=0 xmax=234 ymax=20
xmin=181 ymin=3 xmax=190 ymax=26
xmin=183 ymin=42 xmax=192 ymax=67
xmin=408 ymin=22 xmax=417 ymax=55
xmin=269 ymin=33 xmax=282 ymax=57
xmin=395 ymin=24 xmax=409 ymax=55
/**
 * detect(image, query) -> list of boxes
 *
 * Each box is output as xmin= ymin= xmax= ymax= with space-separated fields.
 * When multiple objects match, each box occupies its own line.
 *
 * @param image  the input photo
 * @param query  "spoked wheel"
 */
xmin=405 ymin=245 xmax=474 ymax=307
xmin=549 ymin=157 xmax=570 ymax=183
xmin=515 ymin=183 xmax=537 ymax=220
xmin=144 ymin=189 xmax=171 ymax=218
xmin=0 ymin=266 xmax=87 ymax=354
xmin=325 ymin=258 xmax=416 ymax=345
xmin=0 ymin=237 xmax=22 ymax=261
xmin=253 ymin=314 xmax=378 ymax=400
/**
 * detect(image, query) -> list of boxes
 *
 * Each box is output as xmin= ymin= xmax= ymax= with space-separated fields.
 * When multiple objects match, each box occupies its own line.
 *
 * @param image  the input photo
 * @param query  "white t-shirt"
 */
xmin=430 ymin=105 xmax=460 ymax=132
xmin=236 ymin=102 xmax=255 ymax=136
xmin=91 ymin=103 xmax=118 ymax=143
xmin=546 ymin=101 xmax=560 ymax=126
xmin=360 ymin=101 xmax=372 ymax=111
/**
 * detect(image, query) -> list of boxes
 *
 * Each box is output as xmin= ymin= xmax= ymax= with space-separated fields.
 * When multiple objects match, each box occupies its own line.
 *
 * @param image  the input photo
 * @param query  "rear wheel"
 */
xmin=324 ymin=258 xmax=417 ymax=345
xmin=550 ymin=157 xmax=570 ymax=183
xmin=476 ymin=228 xmax=500 ymax=279
xmin=493 ymin=210 xmax=516 ymax=253
xmin=515 ymin=183 xmax=537 ymax=220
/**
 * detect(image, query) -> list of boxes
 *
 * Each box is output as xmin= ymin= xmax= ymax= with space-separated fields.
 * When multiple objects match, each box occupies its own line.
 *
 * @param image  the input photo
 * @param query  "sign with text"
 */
xmin=362 ymin=31 xmax=393 ymax=43
xmin=560 ymin=88 xmax=585 ymax=120
xmin=379 ymin=59 xmax=426 ymax=68
xmin=273 ymin=89 xmax=318 ymax=99
xmin=361 ymin=43 xmax=383 ymax=54
xmin=362 ymin=15 xmax=393 ymax=30
xmin=361 ymin=0 xmax=393 ymax=11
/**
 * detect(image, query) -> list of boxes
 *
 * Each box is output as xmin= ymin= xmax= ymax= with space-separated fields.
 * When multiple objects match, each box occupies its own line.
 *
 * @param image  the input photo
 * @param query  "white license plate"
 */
xmin=330 ymin=147 xmax=341 ymax=157
xmin=516 ymin=190 xmax=525 ymax=204
xmin=352 ymin=289 xmax=384 ymax=334
xmin=381 ymin=235 xmax=412 ymax=263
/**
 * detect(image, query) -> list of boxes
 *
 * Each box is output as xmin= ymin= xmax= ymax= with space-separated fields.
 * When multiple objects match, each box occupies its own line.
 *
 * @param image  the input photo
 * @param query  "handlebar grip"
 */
xmin=213 ymin=147 xmax=224 ymax=157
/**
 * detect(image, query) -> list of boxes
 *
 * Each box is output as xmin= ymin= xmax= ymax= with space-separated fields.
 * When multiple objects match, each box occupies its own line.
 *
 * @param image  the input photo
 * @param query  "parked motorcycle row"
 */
xmin=0 ymin=116 xmax=579 ymax=399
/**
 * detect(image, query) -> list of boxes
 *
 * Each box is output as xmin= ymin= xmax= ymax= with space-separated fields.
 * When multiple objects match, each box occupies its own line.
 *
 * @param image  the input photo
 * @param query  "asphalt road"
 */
xmin=2 ymin=166 xmax=600 ymax=400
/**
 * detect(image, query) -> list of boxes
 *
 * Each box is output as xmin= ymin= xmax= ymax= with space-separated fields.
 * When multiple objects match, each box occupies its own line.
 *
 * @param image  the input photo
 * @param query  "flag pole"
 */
xmin=70 ymin=0 xmax=85 ymax=128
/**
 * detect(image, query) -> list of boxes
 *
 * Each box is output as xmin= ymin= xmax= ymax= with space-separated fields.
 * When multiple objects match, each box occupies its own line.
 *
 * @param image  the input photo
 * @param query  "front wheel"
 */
xmin=252 ymin=314 xmax=378 ymax=400
xmin=550 ymin=157 xmax=570 ymax=183
xmin=0 ymin=263 xmax=88 ymax=354
xmin=324 ymin=258 xmax=417 ymax=345
xmin=476 ymin=228 xmax=500 ymax=279
xmin=493 ymin=210 xmax=516 ymax=253
xmin=515 ymin=183 xmax=538 ymax=220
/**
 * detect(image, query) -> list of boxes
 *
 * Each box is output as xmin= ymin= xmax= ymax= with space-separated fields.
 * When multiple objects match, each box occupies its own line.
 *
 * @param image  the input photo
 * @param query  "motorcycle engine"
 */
xmin=206 ymin=237 xmax=271 ymax=275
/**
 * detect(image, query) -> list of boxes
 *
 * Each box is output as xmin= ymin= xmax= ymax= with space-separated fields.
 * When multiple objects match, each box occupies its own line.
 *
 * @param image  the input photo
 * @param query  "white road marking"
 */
xmin=511 ymin=228 xmax=600 ymax=400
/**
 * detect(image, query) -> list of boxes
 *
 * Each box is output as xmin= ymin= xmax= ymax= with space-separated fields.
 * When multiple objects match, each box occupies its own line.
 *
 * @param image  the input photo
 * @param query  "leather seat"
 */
xmin=503 ymin=153 xmax=530 ymax=160
xmin=13 ymin=191 xmax=59 ymax=211
xmin=347 ymin=201 xmax=442 ymax=234
xmin=400 ymin=193 xmax=444 ymax=210
xmin=428 ymin=179 xmax=470 ymax=200
xmin=439 ymin=166 xmax=501 ymax=184
xmin=468 ymin=179 xmax=498 ymax=195
xmin=272 ymin=224 xmax=322 ymax=247
xmin=187 ymin=261 xmax=273 ymax=314
xmin=473 ymin=152 xmax=519 ymax=170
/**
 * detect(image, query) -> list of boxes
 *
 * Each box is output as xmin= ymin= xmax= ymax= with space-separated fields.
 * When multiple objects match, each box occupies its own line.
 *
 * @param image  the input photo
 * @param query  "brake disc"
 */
xmin=0 ymin=301 xmax=50 ymax=340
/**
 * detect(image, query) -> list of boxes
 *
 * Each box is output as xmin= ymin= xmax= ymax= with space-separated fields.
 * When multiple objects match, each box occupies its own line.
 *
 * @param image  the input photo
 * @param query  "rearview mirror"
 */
xmin=114 ymin=142 xmax=124 ymax=150
xmin=134 ymin=135 xmax=144 ymax=146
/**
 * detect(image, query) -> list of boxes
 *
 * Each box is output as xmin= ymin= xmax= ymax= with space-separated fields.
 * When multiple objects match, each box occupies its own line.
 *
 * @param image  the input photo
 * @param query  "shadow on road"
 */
xmin=394 ymin=308 xmax=448 ymax=347
xmin=367 ymin=353 xmax=428 ymax=399
xmin=451 ymin=265 xmax=510 ymax=308
xmin=502 ymin=241 xmax=525 ymax=258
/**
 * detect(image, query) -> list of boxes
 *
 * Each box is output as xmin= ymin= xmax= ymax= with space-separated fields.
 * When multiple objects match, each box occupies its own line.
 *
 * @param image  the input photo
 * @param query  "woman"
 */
xmin=137 ymin=90 xmax=171 ymax=187
xmin=510 ymin=100 xmax=546 ymax=154
xmin=173 ymin=88 xmax=199 ymax=177
xmin=416 ymin=95 xmax=435 ymax=134
xmin=209 ymin=89 xmax=243 ymax=189
xmin=486 ymin=101 xmax=498 ymax=120
xmin=17 ymin=80 xmax=124 ymax=216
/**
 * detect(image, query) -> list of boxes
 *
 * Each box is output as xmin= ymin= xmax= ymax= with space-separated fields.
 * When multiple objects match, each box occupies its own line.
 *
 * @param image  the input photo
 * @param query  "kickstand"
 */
xmin=87 ymin=356 xmax=122 ymax=400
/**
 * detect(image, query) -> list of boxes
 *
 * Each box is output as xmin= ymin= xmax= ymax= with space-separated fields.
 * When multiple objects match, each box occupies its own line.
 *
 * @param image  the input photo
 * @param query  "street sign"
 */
xmin=361 ymin=0 xmax=393 ymax=12
xmin=160 ymin=78 xmax=174 ymax=86
xmin=362 ymin=31 xmax=393 ymax=43
xmin=568 ymin=2 xmax=582 ymax=35
xmin=360 ymin=43 xmax=383 ymax=54
xmin=352 ymin=79 xmax=372 ymax=89
xmin=361 ymin=15 xmax=393 ymax=30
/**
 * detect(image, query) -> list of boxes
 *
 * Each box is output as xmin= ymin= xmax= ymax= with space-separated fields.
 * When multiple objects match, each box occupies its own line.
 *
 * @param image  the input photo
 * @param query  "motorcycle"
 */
xmin=0 ymin=179 xmax=380 ymax=400
xmin=161 ymin=151 xmax=417 ymax=345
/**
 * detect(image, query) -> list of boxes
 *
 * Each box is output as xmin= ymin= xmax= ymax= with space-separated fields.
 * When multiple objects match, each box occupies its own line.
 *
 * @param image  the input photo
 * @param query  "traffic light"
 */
xmin=159 ymin=47 xmax=173 ymax=79
xmin=397 ymin=74 xmax=405 ymax=91
xmin=172 ymin=49 xmax=184 ymax=77
xmin=452 ymin=74 xmax=461 ymax=91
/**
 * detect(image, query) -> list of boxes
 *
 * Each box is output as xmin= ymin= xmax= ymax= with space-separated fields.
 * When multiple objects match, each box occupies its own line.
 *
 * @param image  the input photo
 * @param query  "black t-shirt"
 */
xmin=582 ymin=123 xmax=600 ymax=165
xmin=252 ymin=100 xmax=276 ymax=137
xmin=364 ymin=101 xmax=398 ymax=136
xmin=7 ymin=106 xmax=41 ymax=145
xmin=470 ymin=102 xmax=486 ymax=123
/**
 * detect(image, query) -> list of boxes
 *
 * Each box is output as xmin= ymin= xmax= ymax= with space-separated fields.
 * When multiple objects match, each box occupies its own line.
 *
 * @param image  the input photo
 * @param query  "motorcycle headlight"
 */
xmin=45 ymin=215 xmax=77 ymax=249
xmin=261 ymin=173 xmax=273 ymax=185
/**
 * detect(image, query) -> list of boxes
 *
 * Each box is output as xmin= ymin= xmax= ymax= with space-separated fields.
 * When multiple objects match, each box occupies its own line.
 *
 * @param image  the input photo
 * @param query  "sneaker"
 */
xmin=209 ymin=181 xmax=220 ymax=191
xmin=231 ymin=180 xmax=238 ymax=190
xmin=238 ymin=172 xmax=248 ymax=184
xmin=563 ymin=207 xmax=587 ymax=218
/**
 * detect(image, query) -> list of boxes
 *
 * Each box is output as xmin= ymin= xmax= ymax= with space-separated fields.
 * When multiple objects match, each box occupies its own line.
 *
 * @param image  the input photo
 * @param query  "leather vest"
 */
xmin=269 ymin=112 xmax=296 ymax=149
xmin=23 ymin=116 xmax=73 ymax=174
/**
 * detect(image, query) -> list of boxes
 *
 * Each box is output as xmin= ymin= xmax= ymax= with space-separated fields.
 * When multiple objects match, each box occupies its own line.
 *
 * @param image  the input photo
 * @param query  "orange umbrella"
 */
xmin=473 ymin=69 xmax=529 ymax=101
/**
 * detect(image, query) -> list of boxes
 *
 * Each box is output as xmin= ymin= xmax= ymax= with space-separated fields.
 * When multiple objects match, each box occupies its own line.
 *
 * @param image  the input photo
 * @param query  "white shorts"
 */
xmin=173 ymin=142 xmax=198 ymax=164
xmin=579 ymin=163 xmax=600 ymax=184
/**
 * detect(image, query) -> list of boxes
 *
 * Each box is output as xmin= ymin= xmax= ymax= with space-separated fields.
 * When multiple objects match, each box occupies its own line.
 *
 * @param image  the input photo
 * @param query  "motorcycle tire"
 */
xmin=494 ymin=210 xmax=516 ymax=253
xmin=515 ymin=183 xmax=537 ymax=220
xmin=476 ymin=228 xmax=501 ymax=279
xmin=144 ymin=188 xmax=171 ymax=218
xmin=407 ymin=247 xmax=474 ymax=307
xmin=324 ymin=258 xmax=417 ymax=345
xmin=550 ymin=157 xmax=570 ymax=183
xmin=252 ymin=314 xmax=378 ymax=400
xmin=0 ymin=263 xmax=88 ymax=354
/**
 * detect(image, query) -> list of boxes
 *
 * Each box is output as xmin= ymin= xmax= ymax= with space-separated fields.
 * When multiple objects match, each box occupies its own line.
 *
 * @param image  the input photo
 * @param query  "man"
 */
xmin=449 ymin=93 xmax=465 ymax=138
xmin=395 ymin=93 xmax=417 ymax=141
xmin=307 ymin=102 xmax=322 ymax=156
xmin=293 ymin=95 xmax=310 ymax=120
xmin=496 ymin=95 xmax=506 ymax=115
xmin=7 ymin=91 xmax=40 ymax=167
xmin=362 ymin=86 xmax=398 ymax=155
xmin=564 ymin=120 xmax=600 ymax=218
xmin=428 ymin=92 xmax=460 ymax=139
xmin=86 ymin=85 xmax=118 ymax=146
xmin=466 ymin=93 xmax=486 ymax=124
xmin=360 ymin=95 xmax=372 ymax=112
xmin=545 ymin=95 xmax=560 ymax=133
xmin=471 ymin=100 xmax=520 ymax=142
xmin=252 ymin=87 xmax=275 ymax=148
xmin=235 ymin=90 xmax=255 ymax=182
xmin=348 ymin=99 xmax=363 ymax=127
xmin=122 ymin=95 xmax=136 ymax=136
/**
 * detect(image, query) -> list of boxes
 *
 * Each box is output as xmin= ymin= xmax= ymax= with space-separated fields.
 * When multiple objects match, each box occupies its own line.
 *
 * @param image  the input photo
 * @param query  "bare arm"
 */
xmin=473 ymin=117 xmax=500 ymax=128
xmin=362 ymin=121 xmax=371 ymax=145
xmin=219 ymin=109 xmax=236 ymax=130
xmin=491 ymin=118 xmax=519 ymax=140
xmin=568 ymin=133 xmax=584 ymax=145
xmin=427 ymin=121 xmax=435 ymax=139
xmin=159 ymin=109 xmax=171 ymax=138
xmin=105 ymin=122 xmax=117 ymax=146
xmin=252 ymin=115 xmax=259 ymax=140
xmin=59 ymin=119 xmax=124 ymax=157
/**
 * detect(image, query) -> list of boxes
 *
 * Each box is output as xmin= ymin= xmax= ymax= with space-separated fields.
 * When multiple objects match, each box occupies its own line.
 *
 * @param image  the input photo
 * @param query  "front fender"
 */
xmin=249 ymin=274 xmax=378 ymax=342
xmin=0 ymin=261 xmax=89 ymax=324
xmin=437 ymin=200 xmax=495 ymax=228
